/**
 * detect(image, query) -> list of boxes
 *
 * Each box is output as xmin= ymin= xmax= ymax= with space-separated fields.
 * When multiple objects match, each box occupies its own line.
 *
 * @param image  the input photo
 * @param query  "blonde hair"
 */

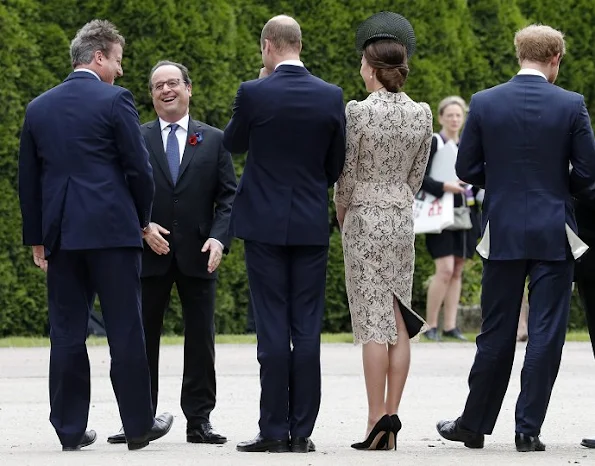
xmin=438 ymin=96 xmax=467 ymax=116
xmin=514 ymin=24 xmax=565 ymax=64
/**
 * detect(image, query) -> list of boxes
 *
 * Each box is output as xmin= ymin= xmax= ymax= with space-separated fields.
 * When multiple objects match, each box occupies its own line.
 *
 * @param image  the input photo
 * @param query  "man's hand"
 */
xmin=32 ymin=245 xmax=48 ymax=272
xmin=142 ymin=222 xmax=170 ymax=255
xmin=202 ymin=238 xmax=224 ymax=273
xmin=258 ymin=67 xmax=271 ymax=79
xmin=443 ymin=181 xmax=466 ymax=194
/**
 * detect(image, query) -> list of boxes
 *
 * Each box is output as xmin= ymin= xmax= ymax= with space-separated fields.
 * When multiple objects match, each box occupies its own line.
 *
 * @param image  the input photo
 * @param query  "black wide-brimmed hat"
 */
xmin=355 ymin=11 xmax=416 ymax=58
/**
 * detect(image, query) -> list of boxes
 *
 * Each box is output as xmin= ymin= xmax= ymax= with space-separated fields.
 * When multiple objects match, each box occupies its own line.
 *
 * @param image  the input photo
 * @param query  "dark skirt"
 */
xmin=425 ymin=209 xmax=481 ymax=259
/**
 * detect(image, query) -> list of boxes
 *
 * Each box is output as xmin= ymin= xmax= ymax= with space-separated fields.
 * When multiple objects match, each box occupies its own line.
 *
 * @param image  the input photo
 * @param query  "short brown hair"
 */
xmin=514 ymin=24 xmax=565 ymax=64
xmin=70 ymin=19 xmax=125 ymax=67
xmin=260 ymin=15 xmax=301 ymax=53
xmin=363 ymin=40 xmax=409 ymax=93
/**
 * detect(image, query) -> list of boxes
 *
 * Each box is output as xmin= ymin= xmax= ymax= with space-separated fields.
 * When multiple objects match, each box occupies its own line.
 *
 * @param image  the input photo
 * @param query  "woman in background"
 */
xmin=421 ymin=96 xmax=481 ymax=341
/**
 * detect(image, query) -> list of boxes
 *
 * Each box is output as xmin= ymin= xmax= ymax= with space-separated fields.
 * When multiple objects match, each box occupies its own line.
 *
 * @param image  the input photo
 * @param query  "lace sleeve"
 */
xmin=333 ymin=100 xmax=361 ymax=207
xmin=407 ymin=103 xmax=433 ymax=194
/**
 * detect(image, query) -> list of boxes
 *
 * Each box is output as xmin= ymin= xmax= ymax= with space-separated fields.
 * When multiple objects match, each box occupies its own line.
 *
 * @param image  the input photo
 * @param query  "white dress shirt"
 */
xmin=517 ymin=68 xmax=547 ymax=80
xmin=157 ymin=114 xmax=224 ymax=251
xmin=73 ymin=68 xmax=101 ymax=80
xmin=159 ymin=114 xmax=189 ymax=163
xmin=275 ymin=59 xmax=304 ymax=69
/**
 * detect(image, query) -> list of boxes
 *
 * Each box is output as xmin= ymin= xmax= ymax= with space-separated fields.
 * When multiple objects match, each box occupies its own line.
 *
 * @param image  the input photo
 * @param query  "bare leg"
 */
xmin=517 ymin=287 xmax=529 ymax=341
xmin=425 ymin=256 xmax=455 ymax=328
xmin=362 ymin=341 xmax=388 ymax=436
xmin=386 ymin=297 xmax=410 ymax=415
xmin=443 ymin=257 xmax=465 ymax=331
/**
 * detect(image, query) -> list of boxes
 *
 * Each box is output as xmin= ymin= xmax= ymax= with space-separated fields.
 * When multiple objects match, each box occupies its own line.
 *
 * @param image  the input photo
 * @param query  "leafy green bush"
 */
xmin=1 ymin=0 xmax=592 ymax=335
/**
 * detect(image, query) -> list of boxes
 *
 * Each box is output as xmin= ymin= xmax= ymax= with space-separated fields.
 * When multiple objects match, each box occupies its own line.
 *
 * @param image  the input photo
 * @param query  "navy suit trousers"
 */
xmin=461 ymin=258 xmax=573 ymax=435
xmin=47 ymin=248 xmax=153 ymax=446
xmin=244 ymin=241 xmax=328 ymax=440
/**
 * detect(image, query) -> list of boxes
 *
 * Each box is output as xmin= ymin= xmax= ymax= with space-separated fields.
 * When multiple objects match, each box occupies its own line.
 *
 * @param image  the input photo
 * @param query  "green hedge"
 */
xmin=1 ymin=0 xmax=592 ymax=335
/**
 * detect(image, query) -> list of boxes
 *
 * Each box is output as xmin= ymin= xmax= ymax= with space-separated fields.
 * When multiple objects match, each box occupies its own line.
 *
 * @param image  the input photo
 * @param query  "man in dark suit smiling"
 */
xmin=108 ymin=60 xmax=236 ymax=445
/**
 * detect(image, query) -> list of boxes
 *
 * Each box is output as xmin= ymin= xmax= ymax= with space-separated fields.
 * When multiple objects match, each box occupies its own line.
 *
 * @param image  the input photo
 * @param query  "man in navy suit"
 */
xmin=18 ymin=20 xmax=173 ymax=451
xmin=223 ymin=15 xmax=346 ymax=453
xmin=437 ymin=24 xmax=595 ymax=452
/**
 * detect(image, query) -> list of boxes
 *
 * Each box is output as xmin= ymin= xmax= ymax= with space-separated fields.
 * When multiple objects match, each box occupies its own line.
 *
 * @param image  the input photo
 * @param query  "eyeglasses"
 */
xmin=152 ymin=79 xmax=184 ymax=92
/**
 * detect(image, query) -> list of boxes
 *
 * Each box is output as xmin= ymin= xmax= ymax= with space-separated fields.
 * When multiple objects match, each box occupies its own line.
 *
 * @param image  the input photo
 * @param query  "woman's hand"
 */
xmin=336 ymin=205 xmax=347 ymax=231
xmin=443 ymin=181 xmax=466 ymax=194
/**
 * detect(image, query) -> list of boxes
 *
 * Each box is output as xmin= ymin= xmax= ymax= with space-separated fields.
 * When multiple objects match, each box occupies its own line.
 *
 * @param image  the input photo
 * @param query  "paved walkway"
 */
xmin=1 ymin=341 xmax=594 ymax=465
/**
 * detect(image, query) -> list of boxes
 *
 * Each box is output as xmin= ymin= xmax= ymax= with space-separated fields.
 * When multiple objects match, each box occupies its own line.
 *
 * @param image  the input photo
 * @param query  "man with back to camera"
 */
xmin=223 ymin=15 xmax=346 ymax=453
xmin=436 ymin=24 xmax=595 ymax=452
xmin=18 ymin=19 xmax=173 ymax=451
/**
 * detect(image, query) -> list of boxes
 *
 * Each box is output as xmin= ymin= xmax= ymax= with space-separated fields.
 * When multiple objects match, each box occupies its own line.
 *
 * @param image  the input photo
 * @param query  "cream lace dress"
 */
xmin=334 ymin=90 xmax=433 ymax=344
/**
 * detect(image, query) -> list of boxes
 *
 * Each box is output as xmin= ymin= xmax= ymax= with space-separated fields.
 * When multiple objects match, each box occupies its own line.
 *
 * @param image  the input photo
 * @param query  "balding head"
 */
xmin=260 ymin=15 xmax=302 ymax=54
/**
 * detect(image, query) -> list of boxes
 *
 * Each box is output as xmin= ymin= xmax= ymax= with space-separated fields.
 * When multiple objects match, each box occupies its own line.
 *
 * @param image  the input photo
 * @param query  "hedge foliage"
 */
xmin=1 ymin=0 xmax=594 ymax=335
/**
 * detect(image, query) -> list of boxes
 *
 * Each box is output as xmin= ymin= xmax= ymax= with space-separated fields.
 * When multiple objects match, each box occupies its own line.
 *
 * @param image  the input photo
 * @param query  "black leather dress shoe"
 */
xmin=62 ymin=430 xmax=97 ymax=451
xmin=236 ymin=433 xmax=290 ymax=452
xmin=107 ymin=427 xmax=126 ymax=444
xmin=187 ymin=422 xmax=227 ymax=444
xmin=127 ymin=412 xmax=174 ymax=451
xmin=515 ymin=433 xmax=545 ymax=452
xmin=291 ymin=437 xmax=316 ymax=453
xmin=436 ymin=418 xmax=484 ymax=448
xmin=581 ymin=438 xmax=595 ymax=448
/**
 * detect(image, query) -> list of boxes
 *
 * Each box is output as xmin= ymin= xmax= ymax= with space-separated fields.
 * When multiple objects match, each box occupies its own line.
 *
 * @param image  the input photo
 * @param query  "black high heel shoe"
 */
xmin=351 ymin=414 xmax=392 ymax=450
xmin=386 ymin=414 xmax=402 ymax=450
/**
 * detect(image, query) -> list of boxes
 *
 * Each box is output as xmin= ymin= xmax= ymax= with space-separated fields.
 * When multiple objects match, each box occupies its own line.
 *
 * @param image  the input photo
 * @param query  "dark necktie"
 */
xmin=166 ymin=123 xmax=180 ymax=184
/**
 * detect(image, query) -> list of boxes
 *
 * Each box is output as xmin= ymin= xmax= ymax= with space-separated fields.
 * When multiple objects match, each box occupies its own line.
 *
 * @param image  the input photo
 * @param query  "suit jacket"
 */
xmin=141 ymin=118 xmax=237 ymax=279
xmin=18 ymin=72 xmax=154 ymax=254
xmin=222 ymin=65 xmax=346 ymax=246
xmin=456 ymin=74 xmax=595 ymax=261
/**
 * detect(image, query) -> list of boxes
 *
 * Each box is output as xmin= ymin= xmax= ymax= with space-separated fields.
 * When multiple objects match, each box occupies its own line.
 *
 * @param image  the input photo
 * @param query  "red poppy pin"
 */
xmin=188 ymin=131 xmax=203 ymax=146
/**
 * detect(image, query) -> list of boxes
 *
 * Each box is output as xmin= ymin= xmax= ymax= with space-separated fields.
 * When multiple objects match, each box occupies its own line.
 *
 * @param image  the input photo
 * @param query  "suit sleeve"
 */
xmin=455 ymin=96 xmax=486 ymax=187
xmin=569 ymin=97 xmax=595 ymax=202
xmin=420 ymin=137 xmax=445 ymax=197
xmin=18 ymin=111 xmax=43 ymax=245
xmin=407 ymin=104 xmax=433 ymax=194
xmin=222 ymin=84 xmax=250 ymax=154
xmin=112 ymin=89 xmax=155 ymax=228
xmin=325 ymin=88 xmax=347 ymax=187
xmin=333 ymin=100 xmax=359 ymax=207
xmin=209 ymin=140 xmax=238 ymax=252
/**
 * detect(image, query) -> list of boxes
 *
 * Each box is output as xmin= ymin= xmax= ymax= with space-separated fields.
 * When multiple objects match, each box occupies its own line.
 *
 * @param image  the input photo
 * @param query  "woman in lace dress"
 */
xmin=334 ymin=38 xmax=433 ymax=449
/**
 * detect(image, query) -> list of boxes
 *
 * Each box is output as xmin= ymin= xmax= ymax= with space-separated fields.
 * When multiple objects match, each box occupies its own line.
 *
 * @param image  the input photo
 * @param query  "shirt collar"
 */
xmin=517 ymin=68 xmax=547 ymax=80
xmin=159 ymin=114 xmax=190 ymax=132
xmin=73 ymin=68 xmax=101 ymax=81
xmin=275 ymin=60 xmax=304 ymax=69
